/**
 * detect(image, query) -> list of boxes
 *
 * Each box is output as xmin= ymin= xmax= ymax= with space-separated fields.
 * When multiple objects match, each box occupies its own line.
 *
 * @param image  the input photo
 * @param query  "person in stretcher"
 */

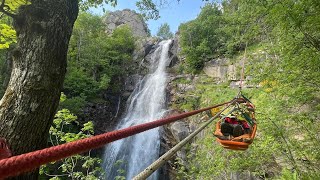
xmin=214 ymin=102 xmax=256 ymax=143
xmin=220 ymin=114 xmax=251 ymax=137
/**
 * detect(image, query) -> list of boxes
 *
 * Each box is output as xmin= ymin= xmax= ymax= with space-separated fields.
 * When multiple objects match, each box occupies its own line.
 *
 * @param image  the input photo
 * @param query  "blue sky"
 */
xmin=90 ymin=0 xmax=209 ymax=35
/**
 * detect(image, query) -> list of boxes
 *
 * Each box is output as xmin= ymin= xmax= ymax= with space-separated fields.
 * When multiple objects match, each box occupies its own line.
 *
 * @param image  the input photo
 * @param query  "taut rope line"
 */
xmin=0 ymin=100 xmax=232 ymax=179
xmin=133 ymin=99 xmax=236 ymax=180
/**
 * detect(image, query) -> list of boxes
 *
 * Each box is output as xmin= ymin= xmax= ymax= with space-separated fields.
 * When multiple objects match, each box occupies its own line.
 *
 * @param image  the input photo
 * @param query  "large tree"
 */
xmin=0 ymin=0 xmax=155 ymax=178
xmin=0 ymin=0 xmax=78 ymax=179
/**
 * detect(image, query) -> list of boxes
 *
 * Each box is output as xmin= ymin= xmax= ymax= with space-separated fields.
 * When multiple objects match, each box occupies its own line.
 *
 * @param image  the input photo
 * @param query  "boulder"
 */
xmin=169 ymin=121 xmax=189 ymax=141
xmin=103 ymin=9 xmax=149 ymax=37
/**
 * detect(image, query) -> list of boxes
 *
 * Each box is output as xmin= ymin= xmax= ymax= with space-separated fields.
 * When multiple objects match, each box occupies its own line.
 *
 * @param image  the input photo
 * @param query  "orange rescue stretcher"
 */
xmin=213 ymin=97 xmax=257 ymax=150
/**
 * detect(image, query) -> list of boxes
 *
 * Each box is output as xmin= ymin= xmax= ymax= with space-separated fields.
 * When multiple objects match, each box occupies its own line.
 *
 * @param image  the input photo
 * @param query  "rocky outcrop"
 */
xmin=203 ymin=58 xmax=258 ymax=89
xmin=167 ymin=35 xmax=180 ymax=68
xmin=159 ymin=110 xmax=191 ymax=180
xmin=131 ymin=37 xmax=160 ymax=74
xmin=103 ymin=9 xmax=149 ymax=37
xmin=203 ymin=58 xmax=237 ymax=82
xmin=79 ymin=90 xmax=127 ymax=134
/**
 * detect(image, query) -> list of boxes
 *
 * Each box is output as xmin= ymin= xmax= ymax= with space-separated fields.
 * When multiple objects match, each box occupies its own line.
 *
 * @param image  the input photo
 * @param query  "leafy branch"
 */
xmin=0 ymin=0 xmax=16 ymax=18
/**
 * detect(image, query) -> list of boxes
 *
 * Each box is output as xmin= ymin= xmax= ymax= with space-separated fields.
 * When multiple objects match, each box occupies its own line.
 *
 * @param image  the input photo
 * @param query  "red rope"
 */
xmin=0 ymin=138 xmax=11 ymax=160
xmin=0 ymin=100 xmax=232 ymax=179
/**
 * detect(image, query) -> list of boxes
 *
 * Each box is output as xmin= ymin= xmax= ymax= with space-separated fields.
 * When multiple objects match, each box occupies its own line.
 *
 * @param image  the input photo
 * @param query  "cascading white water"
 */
xmin=103 ymin=40 xmax=172 ymax=179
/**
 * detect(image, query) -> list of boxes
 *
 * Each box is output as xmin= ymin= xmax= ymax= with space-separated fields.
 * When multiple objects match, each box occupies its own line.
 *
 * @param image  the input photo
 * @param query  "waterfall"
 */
xmin=103 ymin=40 xmax=172 ymax=179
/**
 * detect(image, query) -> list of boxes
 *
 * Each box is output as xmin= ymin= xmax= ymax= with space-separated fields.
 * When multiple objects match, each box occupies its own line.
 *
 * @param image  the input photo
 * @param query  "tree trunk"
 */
xmin=2 ymin=47 xmax=13 ymax=92
xmin=0 ymin=0 xmax=78 ymax=179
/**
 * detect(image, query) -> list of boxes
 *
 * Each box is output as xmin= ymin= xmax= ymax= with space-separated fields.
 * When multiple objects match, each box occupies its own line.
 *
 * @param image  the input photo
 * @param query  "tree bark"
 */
xmin=2 ymin=47 xmax=13 ymax=91
xmin=0 ymin=0 xmax=78 ymax=179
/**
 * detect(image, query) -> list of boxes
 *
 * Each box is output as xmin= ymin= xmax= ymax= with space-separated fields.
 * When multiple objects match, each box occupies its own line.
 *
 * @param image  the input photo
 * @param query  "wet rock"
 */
xmin=124 ymin=74 xmax=143 ymax=92
xmin=167 ymin=35 xmax=180 ymax=67
xmin=132 ymin=37 xmax=160 ymax=75
xmin=159 ymin=110 xmax=190 ymax=180
xmin=79 ymin=94 xmax=125 ymax=135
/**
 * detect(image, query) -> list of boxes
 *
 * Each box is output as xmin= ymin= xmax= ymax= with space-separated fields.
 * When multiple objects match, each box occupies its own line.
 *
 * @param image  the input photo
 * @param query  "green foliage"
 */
xmin=113 ymin=160 xmax=126 ymax=180
xmin=172 ymin=77 xmax=283 ymax=179
xmin=40 ymin=108 xmax=104 ymax=179
xmin=156 ymin=23 xmax=173 ymax=40
xmin=60 ymin=92 xmax=67 ymax=102
xmin=65 ymin=12 xmax=135 ymax=100
xmin=2 ymin=0 xmax=30 ymax=12
xmin=0 ymin=0 xmax=30 ymax=49
xmin=79 ymin=0 xmax=117 ymax=11
xmin=59 ymin=95 xmax=87 ymax=114
xmin=179 ymin=3 xmax=227 ymax=73
xmin=277 ymin=169 xmax=298 ymax=180
xmin=136 ymin=0 xmax=160 ymax=20
xmin=180 ymin=128 xmax=280 ymax=179
xmin=0 ymin=24 xmax=16 ymax=49
xmin=0 ymin=19 xmax=13 ymax=96
xmin=64 ymin=66 xmax=99 ymax=98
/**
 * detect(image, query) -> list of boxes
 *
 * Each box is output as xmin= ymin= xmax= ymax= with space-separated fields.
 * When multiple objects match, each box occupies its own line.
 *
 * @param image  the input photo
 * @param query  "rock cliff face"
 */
xmin=103 ymin=9 xmax=149 ymax=37
xmin=203 ymin=58 xmax=237 ymax=82
xmin=203 ymin=58 xmax=257 ymax=89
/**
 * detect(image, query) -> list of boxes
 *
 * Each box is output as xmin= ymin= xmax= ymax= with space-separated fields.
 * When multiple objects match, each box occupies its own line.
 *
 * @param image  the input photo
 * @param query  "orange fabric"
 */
xmin=214 ymin=118 xmax=257 ymax=151
xmin=232 ymin=134 xmax=252 ymax=143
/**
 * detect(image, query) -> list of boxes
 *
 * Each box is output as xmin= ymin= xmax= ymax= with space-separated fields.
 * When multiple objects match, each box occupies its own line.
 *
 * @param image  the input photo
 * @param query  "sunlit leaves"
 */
xmin=0 ymin=23 xmax=16 ymax=49
xmin=179 ymin=3 xmax=229 ymax=73
xmin=176 ymin=1 xmax=319 ymax=178
xmin=0 ymin=0 xmax=29 ymax=49
xmin=3 ymin=0 xmax=29 ymax=12
xmin=41 ymin=107 xmax=104 ymax=179
xmin=82 ymin=121 xmax=94 ymax=134
xmin=79 ymin=0 xmax=117 ymax=10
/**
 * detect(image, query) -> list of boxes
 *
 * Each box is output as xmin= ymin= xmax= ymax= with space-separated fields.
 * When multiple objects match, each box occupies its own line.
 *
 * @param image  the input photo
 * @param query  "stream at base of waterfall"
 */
xmin=103 ymin=40 xmax=172 ymax=180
